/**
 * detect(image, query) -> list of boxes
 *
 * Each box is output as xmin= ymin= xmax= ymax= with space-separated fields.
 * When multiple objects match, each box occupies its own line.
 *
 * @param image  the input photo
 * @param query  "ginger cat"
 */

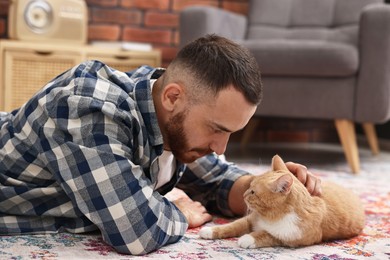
xmin=199 ymin=155 xmax=365 ymax=249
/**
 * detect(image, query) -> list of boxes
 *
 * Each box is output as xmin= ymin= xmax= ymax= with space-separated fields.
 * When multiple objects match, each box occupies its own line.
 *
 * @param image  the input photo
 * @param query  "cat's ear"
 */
xmin=273 ymin=174 xmax=293 ymax=194
xmin=271 ymin=155 xmax=289 ymax=172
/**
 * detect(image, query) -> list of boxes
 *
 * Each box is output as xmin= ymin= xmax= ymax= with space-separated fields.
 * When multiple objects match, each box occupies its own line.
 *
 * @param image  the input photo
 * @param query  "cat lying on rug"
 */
xmin=199 ymin=155 xmax=365 ymax=249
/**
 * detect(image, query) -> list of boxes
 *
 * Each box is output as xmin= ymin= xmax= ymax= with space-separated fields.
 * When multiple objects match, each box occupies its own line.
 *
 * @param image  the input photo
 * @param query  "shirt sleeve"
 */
xmin=176 ymin=153 xmax=251 ymax=217
xmin=40 ymin=92 xmax=188 ymax=255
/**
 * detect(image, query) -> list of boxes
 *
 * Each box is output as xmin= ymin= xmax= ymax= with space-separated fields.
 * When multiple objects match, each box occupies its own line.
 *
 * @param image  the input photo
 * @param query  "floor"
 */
xmin=224 ymin=136 xmax=390 ymax=173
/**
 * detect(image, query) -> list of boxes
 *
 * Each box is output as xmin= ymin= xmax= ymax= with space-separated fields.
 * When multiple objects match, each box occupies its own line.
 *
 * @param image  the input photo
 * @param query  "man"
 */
xmin=0 ymin=35 xmax=321 ymax=255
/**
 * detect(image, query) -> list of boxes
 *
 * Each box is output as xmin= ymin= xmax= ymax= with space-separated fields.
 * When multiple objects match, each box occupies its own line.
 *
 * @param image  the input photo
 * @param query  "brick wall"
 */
xmin=86 ymin=0 xmax=248 ymax=66
xmin=0 ymin=0 xmax=249 ymax=67
xmin=0 ymin=1 xmax=8 ymax=38
xmin=230 ymin=118 xmax=339 ymax=144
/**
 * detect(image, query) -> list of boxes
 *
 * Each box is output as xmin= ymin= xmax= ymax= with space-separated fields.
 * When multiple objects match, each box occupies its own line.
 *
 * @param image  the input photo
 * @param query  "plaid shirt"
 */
xmin=0 ymin=61 xmax=249 ymax=255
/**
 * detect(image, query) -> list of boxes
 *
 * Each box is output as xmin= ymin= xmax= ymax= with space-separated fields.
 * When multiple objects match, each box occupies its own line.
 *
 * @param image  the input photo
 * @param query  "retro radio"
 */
xmin=8 ymin=0 xmax=88 ymax=44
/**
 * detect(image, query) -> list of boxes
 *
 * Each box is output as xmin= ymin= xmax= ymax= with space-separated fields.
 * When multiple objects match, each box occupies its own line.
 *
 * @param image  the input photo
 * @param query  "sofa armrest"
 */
xmin=179 ymin=6 xmax=247 ymax=48
xmin=355 ymin=3 xmax=390 ymax=123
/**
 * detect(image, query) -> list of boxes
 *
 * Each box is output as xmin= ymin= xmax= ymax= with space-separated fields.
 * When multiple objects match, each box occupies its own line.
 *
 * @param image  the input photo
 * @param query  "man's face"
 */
xmin=164 ymin=86 xmax=257 ymax=163
xmin=164 ymin=109 xmax=201 ymax=163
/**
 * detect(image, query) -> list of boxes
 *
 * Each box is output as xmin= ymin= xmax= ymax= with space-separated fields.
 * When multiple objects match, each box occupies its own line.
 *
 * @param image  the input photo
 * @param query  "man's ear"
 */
xmin=161 ymin=83 xmax=184 ymax=112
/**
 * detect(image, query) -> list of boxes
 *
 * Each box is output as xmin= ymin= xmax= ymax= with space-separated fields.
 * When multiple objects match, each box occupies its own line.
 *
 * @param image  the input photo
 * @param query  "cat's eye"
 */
xmin=250 ymin=190 xmax=255 ymax=195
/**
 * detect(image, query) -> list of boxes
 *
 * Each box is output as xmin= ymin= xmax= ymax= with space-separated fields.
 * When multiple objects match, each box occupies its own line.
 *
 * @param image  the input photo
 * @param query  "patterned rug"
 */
xmin=1 ymin=159 xmax=389 ymax=260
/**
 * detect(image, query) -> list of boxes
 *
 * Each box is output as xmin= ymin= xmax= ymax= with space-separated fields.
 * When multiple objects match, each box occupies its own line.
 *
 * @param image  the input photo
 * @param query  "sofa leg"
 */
xmin=362 ymin=123 xmax=380 ymax=155
xmin=334 ymin=119 xmax=360 ymax=174
xmin=240 ymin=118 xmax=260 ymax=148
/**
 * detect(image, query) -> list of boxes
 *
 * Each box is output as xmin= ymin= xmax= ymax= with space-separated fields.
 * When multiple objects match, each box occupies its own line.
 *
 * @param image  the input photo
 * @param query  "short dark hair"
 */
xmin=167 ymin=34 xmax=263 ymax=105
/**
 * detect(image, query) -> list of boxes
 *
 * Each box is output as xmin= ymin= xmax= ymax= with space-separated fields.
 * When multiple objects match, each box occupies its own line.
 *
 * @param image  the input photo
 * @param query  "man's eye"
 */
xmin=213 ymin=128 xmax=223 ymax=134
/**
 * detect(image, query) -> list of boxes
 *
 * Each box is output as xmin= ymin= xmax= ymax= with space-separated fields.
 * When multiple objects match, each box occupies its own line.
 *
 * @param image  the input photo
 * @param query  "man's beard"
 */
xmin=165 ymin=110 xmax=210 ymax=163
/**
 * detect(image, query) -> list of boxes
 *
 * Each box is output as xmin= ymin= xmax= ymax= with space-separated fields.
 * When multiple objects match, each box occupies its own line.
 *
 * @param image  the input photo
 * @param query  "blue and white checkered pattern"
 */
xmin=0 ymin=60 xmax=249 ymax=255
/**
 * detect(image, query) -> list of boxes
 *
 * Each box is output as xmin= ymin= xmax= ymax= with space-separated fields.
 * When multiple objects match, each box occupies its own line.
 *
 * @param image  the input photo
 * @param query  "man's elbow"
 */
xmin=108 ymin=233 xmax=182 ymax=255
xmin=112 ymin=243 xmax=149 ymax=256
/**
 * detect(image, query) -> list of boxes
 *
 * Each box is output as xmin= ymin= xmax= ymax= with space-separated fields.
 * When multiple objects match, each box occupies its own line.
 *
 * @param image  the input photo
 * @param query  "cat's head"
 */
xmin=244 ymin=155 xmax=303 ymax=214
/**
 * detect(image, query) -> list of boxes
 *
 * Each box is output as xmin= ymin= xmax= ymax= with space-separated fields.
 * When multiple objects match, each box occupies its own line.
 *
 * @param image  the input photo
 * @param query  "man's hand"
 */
xmin=285 ymin=162 xmax=322 ymax=196
xmin=173 ymin=197 xmax=213 ymax=228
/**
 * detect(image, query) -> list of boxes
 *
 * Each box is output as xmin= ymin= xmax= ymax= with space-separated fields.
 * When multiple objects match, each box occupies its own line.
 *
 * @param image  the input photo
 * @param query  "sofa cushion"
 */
xmin=248 ymin=0 xmax=382 ymax=27
xmin=240 ymin=39 xmax=358 ymax=77
xmin=247 ymin=25 xmax=359 ymax=46
xmin=246 ymin=0 xmax=382 ymax=47
xmin=248 ymin=0 xmax=334 ymax=27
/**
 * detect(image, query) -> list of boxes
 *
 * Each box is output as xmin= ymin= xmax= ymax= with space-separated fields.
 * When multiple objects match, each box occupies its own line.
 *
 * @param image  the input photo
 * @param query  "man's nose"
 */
xmin=210 ymin=133 xmax=230 ymax=155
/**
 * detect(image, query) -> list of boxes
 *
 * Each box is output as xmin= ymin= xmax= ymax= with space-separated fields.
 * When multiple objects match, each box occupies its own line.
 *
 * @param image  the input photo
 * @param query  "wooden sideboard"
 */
xmin=0 ymin=40 xmax=161 ymax=111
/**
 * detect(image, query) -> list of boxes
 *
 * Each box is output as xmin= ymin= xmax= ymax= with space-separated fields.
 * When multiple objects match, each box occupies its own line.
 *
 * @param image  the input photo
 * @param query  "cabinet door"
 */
xmin=3 ymin=49 xmax=81 ymax=111
xmin=86 ymin=50 xmax=161 ymax=73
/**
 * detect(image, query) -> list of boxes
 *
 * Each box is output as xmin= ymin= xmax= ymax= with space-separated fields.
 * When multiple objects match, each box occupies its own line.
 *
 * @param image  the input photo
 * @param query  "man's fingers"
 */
xmin=304 ymin=172 xmax=316 ymax=194
xmin=285 ymin=162 xmax=307 ymax=184
xmin=312 ymin=177 xmax=323 ymax=196
xmin=285 ymin=161 xmax=322 ymax=196
xmin=188 ymin=209 xmax=213 ymax=228
xmin=173 ymin=198 xmax=212 ymax=228
xmin=204 ymin=212 xmax=213 ymax=222
xmin=305 ymin=171 xmax=323 ymax=196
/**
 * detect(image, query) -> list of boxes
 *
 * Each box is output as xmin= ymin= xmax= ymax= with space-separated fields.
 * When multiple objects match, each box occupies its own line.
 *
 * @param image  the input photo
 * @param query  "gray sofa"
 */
xmin=179 ymin=0 xmax=390 ymax=173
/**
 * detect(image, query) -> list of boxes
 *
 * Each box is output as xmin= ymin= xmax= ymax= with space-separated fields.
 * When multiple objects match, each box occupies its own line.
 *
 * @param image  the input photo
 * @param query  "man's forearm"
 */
xmin=228 ymin=175 xmax=254 ymax=216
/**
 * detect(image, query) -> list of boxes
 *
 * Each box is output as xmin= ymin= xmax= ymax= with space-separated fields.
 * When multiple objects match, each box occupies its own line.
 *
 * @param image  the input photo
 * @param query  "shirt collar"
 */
xmin=131 ymin=67 xmax=166 ymax=148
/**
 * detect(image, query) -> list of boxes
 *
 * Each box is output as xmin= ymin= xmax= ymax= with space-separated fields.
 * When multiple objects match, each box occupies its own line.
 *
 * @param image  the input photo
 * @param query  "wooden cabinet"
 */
xmin=2 ymin=47 xmax=81 ymax=111
xmin=86 ymin=49 xmax=159 ymax=73
xmin=0 ymin=40 xmax=161 ymax=111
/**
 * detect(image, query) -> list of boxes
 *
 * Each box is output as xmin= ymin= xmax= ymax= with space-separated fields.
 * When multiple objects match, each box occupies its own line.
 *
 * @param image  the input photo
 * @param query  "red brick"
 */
xmin=311 ymin=129 xmax=338 ymax=143
xmin=91 ymin=8 xmax=142 ymax=25
xmin=0 ymin=19 xmax=5 ymax=37
xmin=161 ymin=60 xmax=171 ymax=68
xmin=123 ymin=27 xmax=172 ymax=44
xmin=145 ymin=12 xmax=179 ymax=28
xmin=266 ymin=130 xmax=310 ymax=143
xmin=172 ymin=0 xmax=219 ymax=11
xmin=173 ymin=30 xmax=180 ymax=46
xmin=251 ymin=130 xmax=267 ymax=143
xmin=121 ymin=0 xmax=169 ymax=10
xmin=0 ymin=2 xmax=10 ymax=15
xmin=86 ymin=0 xmax=119 ymax=7
xmin=154 ymin=45 xmax=178 ymax=62
xmin=222 ymin=2 xmax=249 ymax=15
xmin=88 ymin=25 xmax=121 ymax=41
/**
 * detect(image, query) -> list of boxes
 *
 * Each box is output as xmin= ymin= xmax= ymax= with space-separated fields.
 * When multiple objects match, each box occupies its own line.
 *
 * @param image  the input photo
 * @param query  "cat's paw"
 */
xmin=238 ymin=234 xmax=257 ymax=249
xmin=198 ymin=227 xmax=214 ymax=239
